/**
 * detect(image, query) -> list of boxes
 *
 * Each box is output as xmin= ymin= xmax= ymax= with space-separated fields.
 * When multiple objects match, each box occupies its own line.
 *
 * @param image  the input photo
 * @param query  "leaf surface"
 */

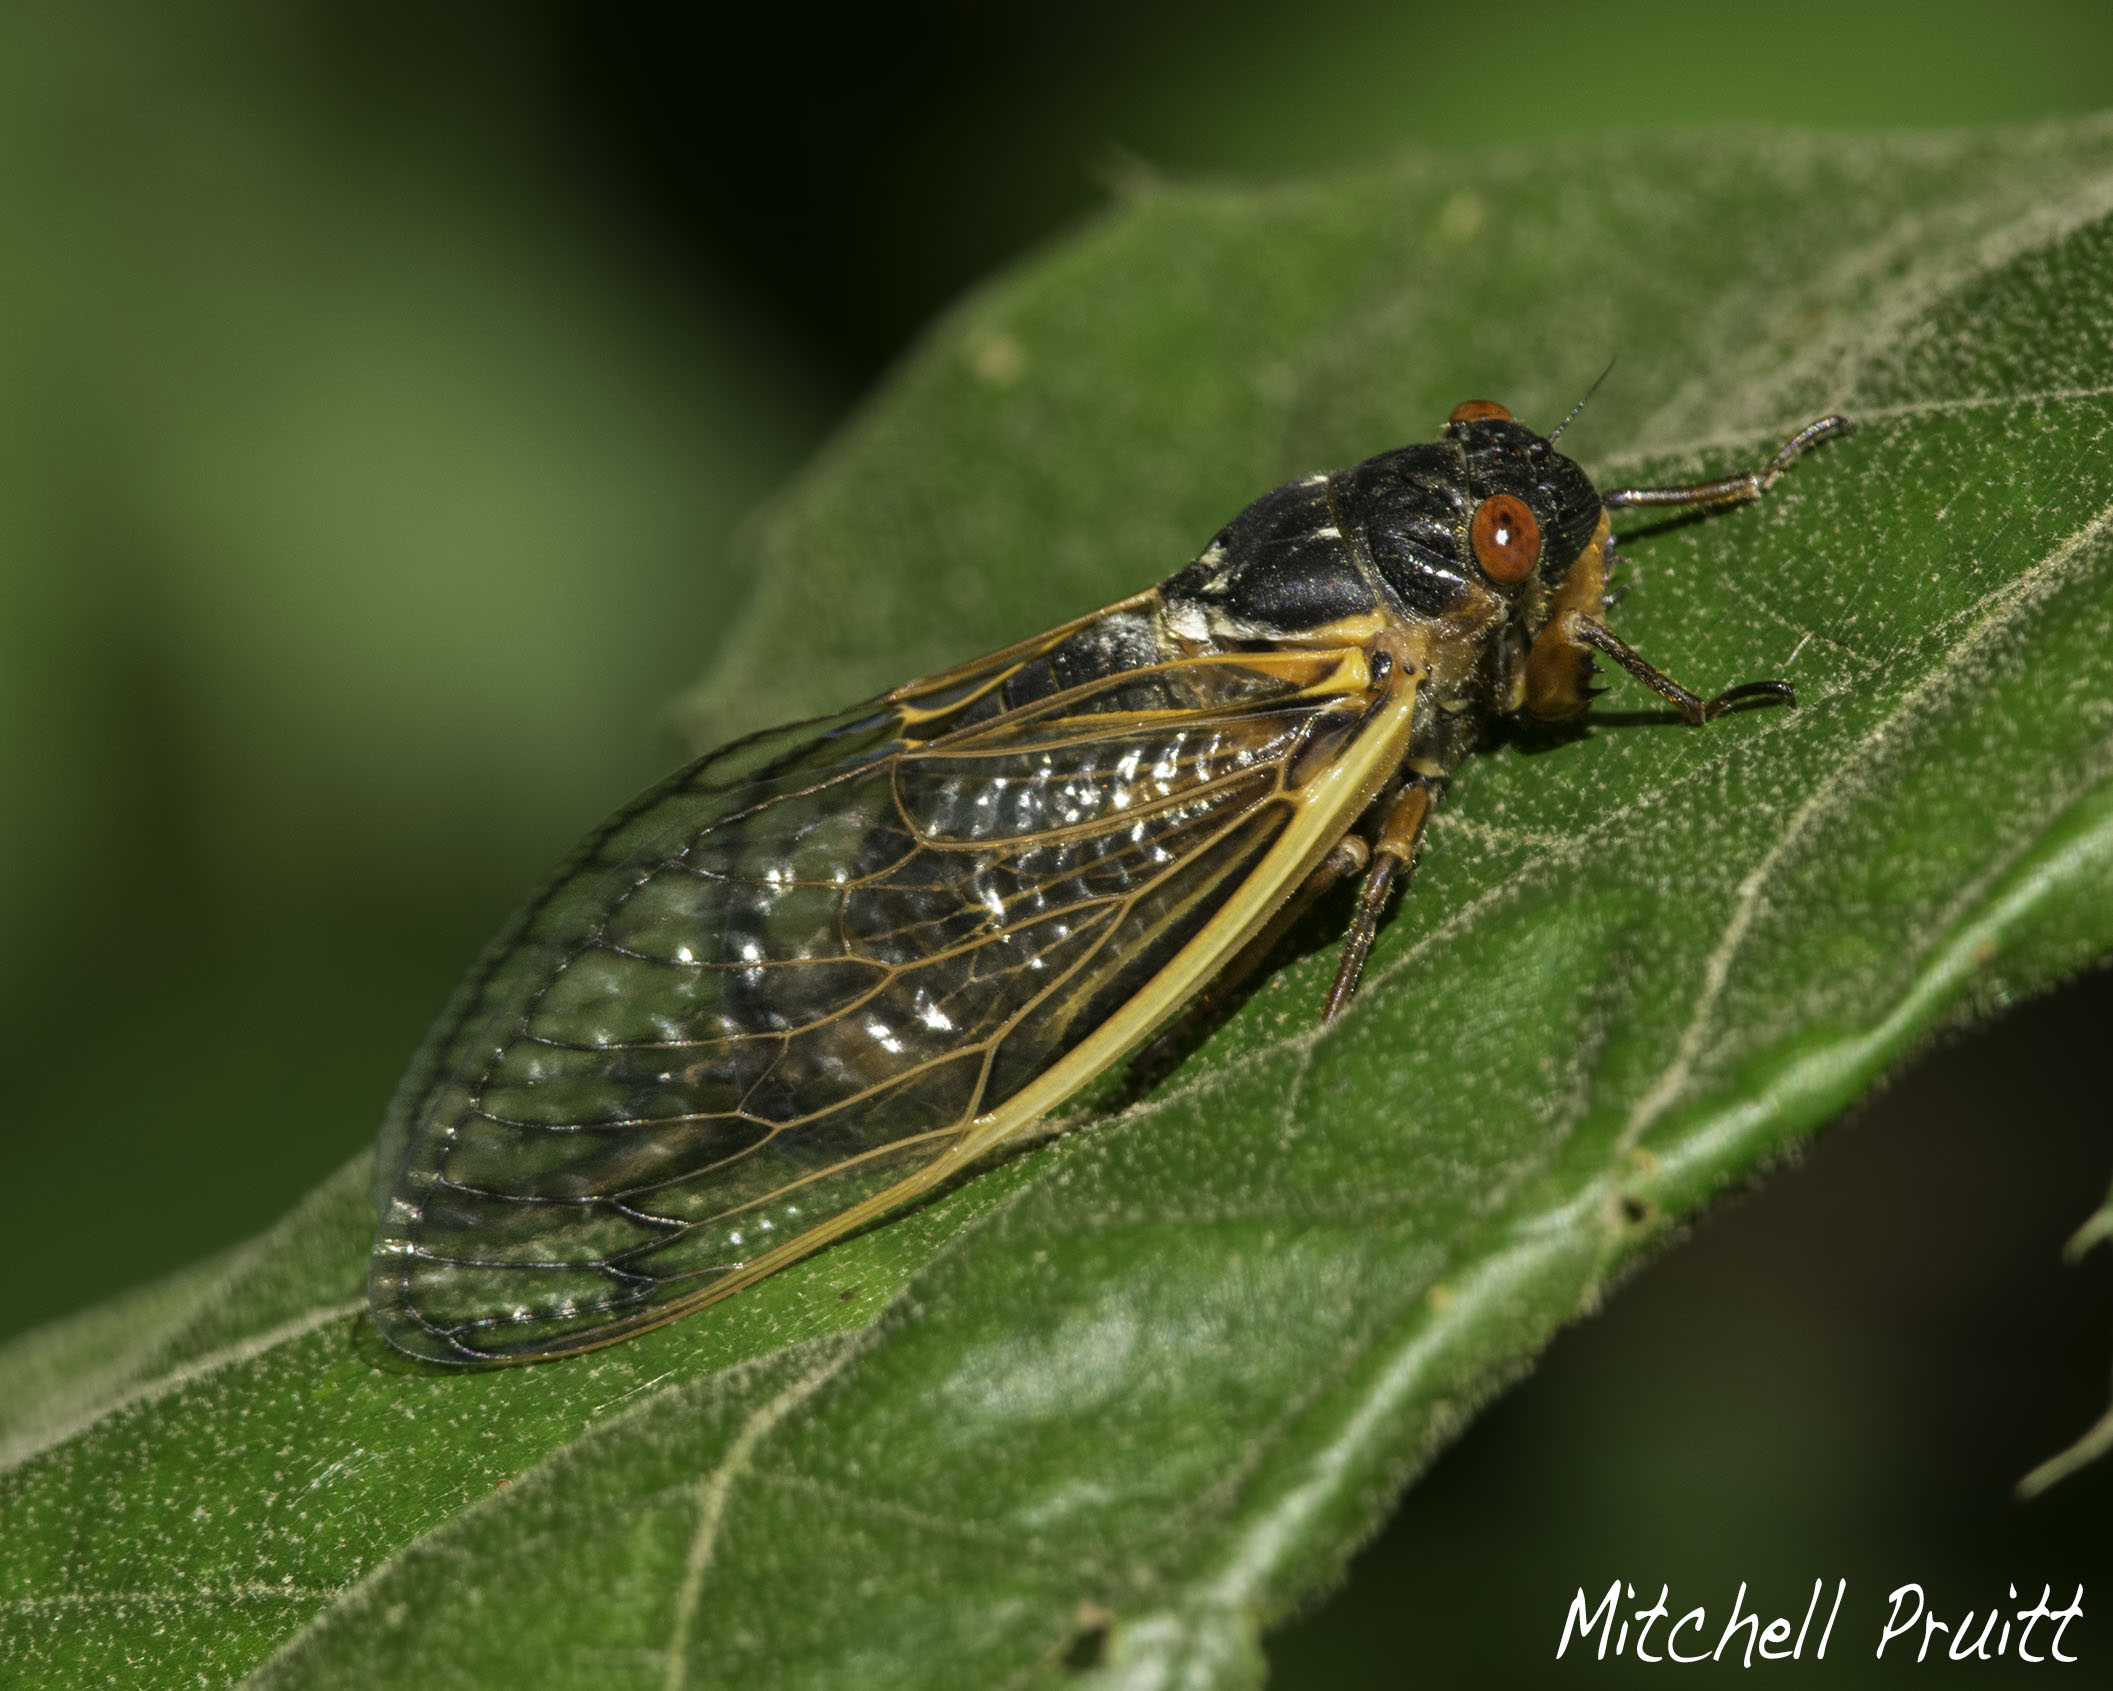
xmin=10 ymin=122 xmax=2113 ymax=1690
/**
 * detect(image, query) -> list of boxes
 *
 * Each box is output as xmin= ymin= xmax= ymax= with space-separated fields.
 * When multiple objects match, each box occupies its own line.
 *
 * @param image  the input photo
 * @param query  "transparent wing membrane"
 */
xmin=371 ymin=616 xmax=1394 ymax=1362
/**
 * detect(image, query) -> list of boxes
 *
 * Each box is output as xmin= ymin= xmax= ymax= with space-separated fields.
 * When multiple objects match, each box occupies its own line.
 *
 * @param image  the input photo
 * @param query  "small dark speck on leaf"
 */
xmin=1062 ymin=1604 xmax=1113 ymax=1673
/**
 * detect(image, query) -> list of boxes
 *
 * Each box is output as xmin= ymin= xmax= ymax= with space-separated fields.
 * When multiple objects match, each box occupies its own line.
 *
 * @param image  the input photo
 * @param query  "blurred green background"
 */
xmin=3 ymin=0 xmax=2109 ymax=1681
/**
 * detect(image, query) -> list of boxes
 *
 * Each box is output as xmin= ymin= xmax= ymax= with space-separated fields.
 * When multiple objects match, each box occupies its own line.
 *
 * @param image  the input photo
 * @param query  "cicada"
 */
xmin=369 ymin=400 xmax=1850 ymax=1364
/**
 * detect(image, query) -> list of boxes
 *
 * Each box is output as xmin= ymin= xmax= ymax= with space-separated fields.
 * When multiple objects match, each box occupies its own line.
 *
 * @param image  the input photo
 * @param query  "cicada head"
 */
xmin=1329 ymin=403 xmax=1603 ymax=621
xmin=1441 ymin=400 xmax=1614 ymax=721
xmin=1441 ymin=401 xmax=1604 ymax=599
xmin=1329 ymin=402 xmax=1610 ymax=724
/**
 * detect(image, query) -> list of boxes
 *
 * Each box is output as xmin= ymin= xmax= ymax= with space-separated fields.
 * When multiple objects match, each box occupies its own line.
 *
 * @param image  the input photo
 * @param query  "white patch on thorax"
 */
xmin=1164 ymin=599 xmax=1212 ymax=641
xmin=1207 ymin=607 xmax=1285 ymax=642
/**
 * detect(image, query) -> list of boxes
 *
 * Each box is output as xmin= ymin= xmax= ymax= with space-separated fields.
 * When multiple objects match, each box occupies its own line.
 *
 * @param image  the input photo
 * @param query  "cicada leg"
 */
xmin=1323 ymin=773 xmax=1439 ymax=1019
xmin=1574 ymin=619 xmax=1796 ymax=725
xmin=1220 ymin=832 xmax=1373 ymax=1001
xmin=1598 ymin=415 xmax=1853 ymax=511
xmin=1125 ymin=831 xmax=1373 ymax=1091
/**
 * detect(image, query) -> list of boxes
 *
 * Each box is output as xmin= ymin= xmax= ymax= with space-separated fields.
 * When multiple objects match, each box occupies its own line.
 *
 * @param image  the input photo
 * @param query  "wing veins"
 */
xmin=383 ymin=619 xmax=1400 ymax=1358
xmin=509 ymin=896 xmax=1130 ymax=1056
xmin=886 ymin=754 xmax=1285 ymax=855
xmin=443 ymin=780 xmax=1296 ymax=1241
xmin=609 ymin=1122 xmax=972 ymax=1236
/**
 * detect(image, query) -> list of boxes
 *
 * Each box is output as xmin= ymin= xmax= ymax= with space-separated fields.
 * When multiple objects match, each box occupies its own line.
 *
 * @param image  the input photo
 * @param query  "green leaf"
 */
xmin=10 ymin=121 xmax=2113 ymax=1689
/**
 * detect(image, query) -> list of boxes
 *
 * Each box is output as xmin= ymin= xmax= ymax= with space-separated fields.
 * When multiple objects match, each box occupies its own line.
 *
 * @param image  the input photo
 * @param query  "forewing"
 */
xmin=370 ymin=621 xmax=1396 ymax=1362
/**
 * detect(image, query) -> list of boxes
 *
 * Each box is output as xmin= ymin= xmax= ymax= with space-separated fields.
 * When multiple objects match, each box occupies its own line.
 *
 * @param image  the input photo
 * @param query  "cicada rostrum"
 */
xmin=369 ymin=400 xmax=1851 ymax=1364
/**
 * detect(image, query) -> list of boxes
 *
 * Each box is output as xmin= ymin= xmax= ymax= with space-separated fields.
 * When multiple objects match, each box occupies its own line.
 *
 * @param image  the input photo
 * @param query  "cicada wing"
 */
xmin=371 ymin=616 xmax=1416 ymax=1363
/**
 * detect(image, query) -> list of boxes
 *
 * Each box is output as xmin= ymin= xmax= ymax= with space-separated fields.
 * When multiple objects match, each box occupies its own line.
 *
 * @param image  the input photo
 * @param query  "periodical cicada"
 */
xmin=369 ymin=400 xmax=1851 ymax=1364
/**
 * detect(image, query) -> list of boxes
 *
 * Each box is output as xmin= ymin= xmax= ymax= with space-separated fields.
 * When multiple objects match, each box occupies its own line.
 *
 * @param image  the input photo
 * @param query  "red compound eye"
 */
xmin=1448 ymin=399 xmax=1513 ymax=424
xmin=1470 ymin=493 xmax=1540 ymax=584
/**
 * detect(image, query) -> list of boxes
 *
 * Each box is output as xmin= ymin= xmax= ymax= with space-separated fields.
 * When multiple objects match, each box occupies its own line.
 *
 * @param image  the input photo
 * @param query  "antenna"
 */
xmin=1547 ymin=357 xmax=1617 ymax=444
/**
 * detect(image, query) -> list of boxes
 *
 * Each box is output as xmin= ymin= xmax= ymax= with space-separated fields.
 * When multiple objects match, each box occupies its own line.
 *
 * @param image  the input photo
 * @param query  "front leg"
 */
xmin=1575 ymin=619 xmax=1796 ymax=724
